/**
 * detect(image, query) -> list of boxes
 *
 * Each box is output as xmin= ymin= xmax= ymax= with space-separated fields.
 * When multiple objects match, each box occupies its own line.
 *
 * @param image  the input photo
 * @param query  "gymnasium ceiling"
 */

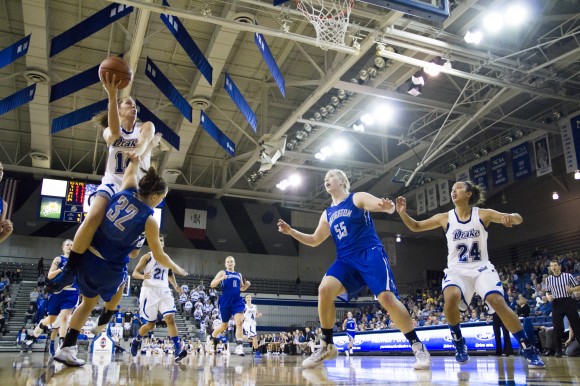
xmin=1 ymin=0 xmax=579 ymax=215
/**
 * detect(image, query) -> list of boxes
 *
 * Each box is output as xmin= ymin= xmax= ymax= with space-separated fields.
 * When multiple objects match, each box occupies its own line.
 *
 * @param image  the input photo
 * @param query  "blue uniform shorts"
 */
xmin=47 ymin=289 xmax=79 ymax=316
xmin=218 ymin=296 xmax=245 ymax=322
xmin=346 ymin=330 xmax=356 ymax=340
xmin=76 ymin=250 xmax=127 ymax=302
xmin=327 ymin=245 xmax=398 ymax=301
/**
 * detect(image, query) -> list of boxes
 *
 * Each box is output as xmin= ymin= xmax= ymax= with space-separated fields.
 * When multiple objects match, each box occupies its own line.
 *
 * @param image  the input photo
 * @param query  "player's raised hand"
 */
xmin=277 ymin=219 xmax=292 ymax=234
xmin=0 ymin=219 xmax=13 ymax=234
xmin=501 ymin=214 xmax=514 ymax=228
xmin=378 ymin=198 xmax=395 ymax=214
xmin=396 ymin=197 xmax=407 ymax=214
xmin=102 ymin=72 xmax=122 ymax=95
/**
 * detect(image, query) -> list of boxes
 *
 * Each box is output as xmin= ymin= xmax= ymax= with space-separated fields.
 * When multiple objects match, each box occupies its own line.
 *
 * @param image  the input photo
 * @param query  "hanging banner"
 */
xmin=0 ymin=34 xmax=30 ymax=69
xmin=0 ymin=84 xmax=36 ymax=116
xmin=426 ymin=183 xmax=437 ymax=211
xmin=511 ymin=142 xmax=532 ymax=180
xmin=225 ymin=73 xmax=257 ymax=132
xmin=490 ymin=152 xmax=508 ymax=187
xmin=135 ymin=100 xmax=180 ymax=150
xmin=438 ymin=179 xmax=450 ymax=206
xmin=51 ymin=99 xmax=107 ymax=134
xmin=200 ymin=111 xmax=235 ymax=157
xmin=50 ymin=63 xmax=100 ymax=102
xmin=145 ymin=57 xmax=192 ymax=122
xmin=560 ymin=112 xmax=580 ymax=173
xmin=382 ymin=237 xmax=397 ymax=267
xmin=254 ymin=33 xmax=285 ymax=97
xmin=471 ymin=161 xmax=489 ymax=192
xmin=455 ymin=168 xmax=469 ymax=182
xmin=533 ymin=135 xmax=552 ymax=177
xmin=416 ymin=189 xmax=426 ymax=215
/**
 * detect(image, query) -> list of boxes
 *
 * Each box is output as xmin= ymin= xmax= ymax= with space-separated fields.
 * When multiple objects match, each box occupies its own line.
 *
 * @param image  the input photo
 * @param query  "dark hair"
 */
xmin=138 ymin=167 xmax=167 ymax=197
xmin=550 ymin=259 xmax=560 ymax=265
xmin=92 ymin=97 xmax=139 ymax=128
xmin=463 ymin=181 xmax=485 ymax=206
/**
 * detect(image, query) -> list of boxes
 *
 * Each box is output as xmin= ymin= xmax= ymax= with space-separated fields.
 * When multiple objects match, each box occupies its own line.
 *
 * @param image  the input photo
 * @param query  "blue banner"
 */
xmin=561 ymin=113 xmax=580 ymax=173
xmin=0 ymin=35 xmax=30 ymax=69
xmin=135 ymin=100 xmax=180 ymax=151
xmin=511 ymin=142 xmax=532 ymax=180
xmin=225 ymin=73 xmax=257 ymax=133
xmin=50 ymin=64 xmax=100 ymax=102
xmin=254 ymin=33 xmax=285 ymax=97
xmin=273 ymin=0 xmax=290 ymax=4
xmin=470 ymin=161 xmax=489 ymax=192
xmin=50 ymin=3 xmax=133 ymax=57
xmin=200 ymin=111 xmax=235 ymax=157
xmin=0 ymin=84 xmax=36 ymax=116
xmin=160 ymin=0 xmax=212 ymax=85
xmin=490 ymin=152 xmax=508 ymax=187
xmin=145 ymin=57 xmax=192 ymax=122
xmin=51 ymin=99 xmax=108 ymax=134
xmin=333 ymin=322 xmax=518 ymax=353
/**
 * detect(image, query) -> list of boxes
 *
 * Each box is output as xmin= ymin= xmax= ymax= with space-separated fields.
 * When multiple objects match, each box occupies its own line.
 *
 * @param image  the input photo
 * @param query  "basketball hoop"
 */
xmin=296 ymin=0 xmax=354 ymax=51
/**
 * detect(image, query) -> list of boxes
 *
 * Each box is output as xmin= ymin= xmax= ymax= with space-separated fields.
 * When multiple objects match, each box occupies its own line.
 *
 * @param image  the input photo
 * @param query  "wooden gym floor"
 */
xmin=1 ymin=352 xmax=579 ymax=385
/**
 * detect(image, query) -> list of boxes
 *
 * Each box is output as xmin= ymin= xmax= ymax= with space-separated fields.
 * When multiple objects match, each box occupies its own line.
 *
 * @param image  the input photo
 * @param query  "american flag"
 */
xmin=0 ymin=177 xmax=18 ymax=220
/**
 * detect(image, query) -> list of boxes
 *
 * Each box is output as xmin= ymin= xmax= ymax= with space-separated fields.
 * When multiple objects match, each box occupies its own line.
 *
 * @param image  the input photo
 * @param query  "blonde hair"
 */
xmin=328 ymin=169 xmax=350 ymax=191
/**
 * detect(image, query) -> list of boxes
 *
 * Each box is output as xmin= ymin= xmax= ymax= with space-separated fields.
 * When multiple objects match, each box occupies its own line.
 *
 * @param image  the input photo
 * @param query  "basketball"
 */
xmin=98 ymin=57 xmax=133 ymax=89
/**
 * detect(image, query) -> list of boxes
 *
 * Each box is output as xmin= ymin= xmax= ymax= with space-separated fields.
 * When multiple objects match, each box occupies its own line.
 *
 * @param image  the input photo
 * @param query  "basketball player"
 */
xmin=54 ymin=154 xmax=187 ymax=367
xmin=0 ymin=161 xmax=14 ymax=243
xmin=210 ymin=256 xmax=251 ymax=356
xmin=33 ymin=239 xmax=79 ymax=356
xmin=46 ymin=73 xmax=158 ymax=292
xmin=277 ymin=169 xmax=431 ymax=369
xmin=342 ymin=311 xmax=356 ymax=356
xmin=243 ymin=294 xmax=263 ymax=358
xmin=396 ymin=181 xmax=544 ymax=368
xmin=130 ymin=234 xmax=187 ymax=362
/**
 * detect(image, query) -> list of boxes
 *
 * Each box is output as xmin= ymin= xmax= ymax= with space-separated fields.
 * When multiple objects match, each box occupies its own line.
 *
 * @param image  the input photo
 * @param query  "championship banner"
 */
xmin=470 ymin=161 xmax=489 ymax=192
xmin=560 ymin=112 xmax=580 ymax=173
xmin=416 ymin=189 xmax=426 ymax=215
xmin=426 ymin=183 xmax=437 ymax=211
xmin=511 ymin=142 xmax=532 ymax=180
xmin=490 ymin=152 xmax=508 ymax=187
xmin=437 ymin=179 xmax=450 ymax=206
xmin=184 ymin=208 xmax=207 ymax=239
xmin=455 ymin=168 xmax=469 ymax=182
xmin=382 ymin=237 xmax=397 ymax=266
xmin=533 ymin=135 xmax=552 ymax=177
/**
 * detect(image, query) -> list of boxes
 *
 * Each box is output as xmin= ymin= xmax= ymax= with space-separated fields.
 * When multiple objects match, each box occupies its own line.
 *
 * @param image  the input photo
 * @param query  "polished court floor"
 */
xmin=2 ymin=351 xmax=579 ymax=385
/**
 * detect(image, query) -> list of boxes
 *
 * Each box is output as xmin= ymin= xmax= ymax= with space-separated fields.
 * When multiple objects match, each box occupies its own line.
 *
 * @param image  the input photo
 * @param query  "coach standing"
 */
xmin=545 ymin=259 xmax=580 ymax=357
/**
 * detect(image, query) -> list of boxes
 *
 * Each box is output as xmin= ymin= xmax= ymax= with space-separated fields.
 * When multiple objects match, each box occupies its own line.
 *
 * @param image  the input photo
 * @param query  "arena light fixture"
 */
xmin=504 ymin=3 xmax=529 ymax=27
xmin=396 ymin=234 xmax=401 ymax=243
xmin=552 ymin=191 xmax=559 ymax=200
xmin=288 ymin=173 xmax=302 ymax=187
xmin=360 ymin=113 xmax=375 ymax=125
xmin=352 ymin=121 xmax=365 ymax=132
xmin=332 ymin=137 xmax=348 ymax=155
xmin=315 ymin=152 xmax=326 ymax=160
xmin=575 ymin=170 xmax=580 ymax=180
xmin=483 ymin=12 xmax=504 ymax=33
xmin=464 ymin=29 xmax=482 ymax=44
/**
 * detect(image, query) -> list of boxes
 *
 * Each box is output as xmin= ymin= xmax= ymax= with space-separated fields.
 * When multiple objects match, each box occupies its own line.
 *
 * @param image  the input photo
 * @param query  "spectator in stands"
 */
xmin=535 ymin=296 xmax=552 ymax=316
xmin=0 ymin=310 xmax=7 ymax=335
xmin=565 ymin=326 xmax=580 ymax=357
xmin=130 ymin=315 xmax=140 ymax=338
xmin=1 ymin=275 xmax=9 ymax=293
xmin=539 ymin=325 xmax=557 ymax=356
xmin=37 ymin=257 xmax=44 ymax=276
xmin=295 ymin=277 xmax=302 ymax=297
xmin=184 ymin=298 xmax=193 ymax=320
xmin=37 ymin=272 xmax=46 ymax=287
xmin=29 ymin=287 xmax=39 ymax=310
xmin=17 ymin=327 xmax=32 ymax=353
xmin=516 ymin=295 xmax=530 ymax=317
xmin=24 ymin=305 xmax=35 ymax=325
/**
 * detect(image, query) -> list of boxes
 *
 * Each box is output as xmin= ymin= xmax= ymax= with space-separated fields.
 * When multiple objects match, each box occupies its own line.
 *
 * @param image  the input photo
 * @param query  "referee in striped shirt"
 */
xmin=545 ymin=259 xmax=580 ymax=357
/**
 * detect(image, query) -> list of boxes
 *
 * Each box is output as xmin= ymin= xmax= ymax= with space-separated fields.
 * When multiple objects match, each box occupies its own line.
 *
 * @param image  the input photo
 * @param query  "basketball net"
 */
xmin=296 ymin=0 xmax=354 ymax=51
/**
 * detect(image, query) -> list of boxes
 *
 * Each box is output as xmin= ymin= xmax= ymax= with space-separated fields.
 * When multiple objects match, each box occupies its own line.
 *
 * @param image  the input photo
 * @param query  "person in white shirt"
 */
xmin=243 ymin=294 xmax=262 ymax=358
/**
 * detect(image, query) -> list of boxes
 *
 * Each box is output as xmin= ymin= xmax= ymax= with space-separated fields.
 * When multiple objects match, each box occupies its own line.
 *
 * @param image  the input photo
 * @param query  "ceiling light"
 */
xmin=374 ymin=104 xmax=392 ymax=123
xmin=295 ymin=130 xmax=307 ymax=140
xmin=288 ymin=173 xmax=301 ymax=186
xmin=326 ymin=105 xmax=335 ymax=115
xmin=360 ymin=113 xmax=375 ymax=125
xmin=483 ymin=12 xmax=504 ymax=33
xmin=407 ymin=84 xmax=422 ymax=96
xmin=277 ymin=179 xmax=289 ymax=190
xmin=575 ymin=170 xmax=580 ymax=180
xmin=411 ymin=72 xmax=425 ymax=86
xmin=337 ymin=90 xmax=346 ymax=100
xmin=396 ymin=235 xmax=401 ymax=243
xmin=374 ymin=56 xmax=386 ymax=69
xmin=367 ymin=67 xmax=378 ymax=78
xmin=504 ymin=3 xmax=528 ymax=27
xmin=449 ymin=163 xmax=457 ymax=171
xmin=514 ymin=129 xmax=524 ymax=139
xmin=331 ymin=96 xmax=340 ymax=106
xmin=359 ymin=69 xmax=368 ymax=82
xmin=303 ymin=123 xmax=312 ymax=133
xmin=424 ymin=62 xmax=441 ymax=77
xmin=319 ymin=107 xmax=328 ymax=117
xmin=315 ymin=152 xmax=326 ymax=160
xmin=320 ymin=146 xmax=333 ymax=156
xmin=443 ymin=60 xmax=452 ymax=70
xmin=352 ymin=122 xmax=365 ymax=132
xmin=552 ymin=191 xmax=559 ymax=200
xmin=313 ymin=112 xmax=322 ymax=121
xmin=464 ymin=29 xmax=482 ymax=44
xmin=332 ymin=138 xmax=348 ymax=154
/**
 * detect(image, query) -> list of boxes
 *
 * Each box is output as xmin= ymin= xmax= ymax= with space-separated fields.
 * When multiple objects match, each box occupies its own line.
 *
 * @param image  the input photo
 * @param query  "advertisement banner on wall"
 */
xmin=333 ymin=322 xmax=518 ymax=353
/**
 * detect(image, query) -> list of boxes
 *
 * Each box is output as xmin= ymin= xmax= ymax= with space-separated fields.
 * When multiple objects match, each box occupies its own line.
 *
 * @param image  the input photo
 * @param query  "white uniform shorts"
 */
xmin=442 ymin=261 xmax=504 ymax=314
xmin=243 ymin=321 xmax=257 ymax=338
xmin=140 ymin=286 xmax=176 ymax=322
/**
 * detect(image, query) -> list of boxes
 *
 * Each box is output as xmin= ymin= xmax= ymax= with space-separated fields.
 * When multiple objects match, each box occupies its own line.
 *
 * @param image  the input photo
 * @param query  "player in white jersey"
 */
xmin=396 ymin=180 xmax=544 ymax=368
xmin=130 ymin=235 xmax=188 ymax=362
xmin=46 ymin=73 xmax=159 ymax=293
xmin=242 ymin=294 xmax=262 ymax=358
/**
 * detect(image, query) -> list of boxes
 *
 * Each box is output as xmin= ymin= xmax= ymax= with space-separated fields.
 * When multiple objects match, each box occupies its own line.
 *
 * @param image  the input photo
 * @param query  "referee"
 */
xmin=545 ymin=259 xmax=580 ymax=357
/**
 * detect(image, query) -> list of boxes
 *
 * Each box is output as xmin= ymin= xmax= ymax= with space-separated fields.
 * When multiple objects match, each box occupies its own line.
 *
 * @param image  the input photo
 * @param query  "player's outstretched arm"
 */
xmin=395 ymin=196 xmax=447 ymax=232
xmin=101 ymin=73 xmax=123 ymax=145
xmin=145 ymin=218 xmax=188 ymax=276
xmin=479 ymin=208 xmax=523 ymax=228
xmin=120 ymin=152 xmax=140 ymax=191
xmin=353 ymin=192 xmax=395 ymax=214
xmin=132 ymin=122 xmax=155 ymax=157
xmin=277 ymin=211 xmax=330 ymax=247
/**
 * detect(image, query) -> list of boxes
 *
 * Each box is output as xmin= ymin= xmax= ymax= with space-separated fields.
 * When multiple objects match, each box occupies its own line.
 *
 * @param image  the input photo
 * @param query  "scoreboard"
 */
xmin=64 ymin=181 xmax=85 ymax=223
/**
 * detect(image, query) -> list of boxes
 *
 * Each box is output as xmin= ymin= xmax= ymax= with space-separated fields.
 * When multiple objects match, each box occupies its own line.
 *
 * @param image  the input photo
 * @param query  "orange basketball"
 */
xmin=98 ymin=57 xmax=133 ymax=90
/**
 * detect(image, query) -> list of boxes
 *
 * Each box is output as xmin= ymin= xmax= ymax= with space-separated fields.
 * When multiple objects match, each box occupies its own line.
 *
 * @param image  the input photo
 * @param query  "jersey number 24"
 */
xmin=456 ymin=242 xmax=481 ymax=262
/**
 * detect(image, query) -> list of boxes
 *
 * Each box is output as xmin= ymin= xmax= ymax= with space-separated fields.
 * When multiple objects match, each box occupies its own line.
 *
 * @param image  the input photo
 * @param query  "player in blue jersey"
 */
xmin=32 ymin=239 xmax=79 ymax=356
xmin=45 ymin=74 xmax=158 ymax=293
xmin=342 ymin=311 xmax=357 ymax=356
xmin=396 ymin=180 xmax=544 ymax=368
xmin=210 ymin=256 xmax=251 ymax=356
xmin=277 ymin=169 xmax=431 ymax=369
xmin=54 ymin=154 xmax=188 ymax=367
xmin=0 ymin=161 xmax=13 ymax=244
